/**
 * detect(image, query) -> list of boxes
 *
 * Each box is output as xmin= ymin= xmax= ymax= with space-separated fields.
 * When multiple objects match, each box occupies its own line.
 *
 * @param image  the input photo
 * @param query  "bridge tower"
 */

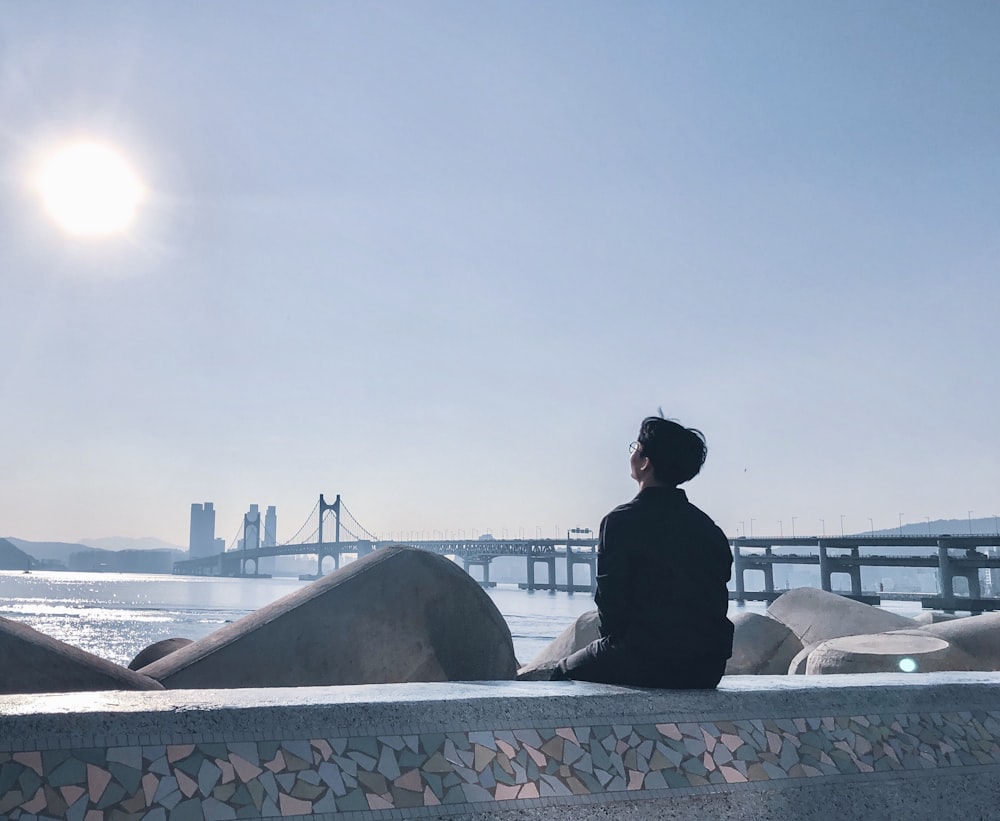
xmin=317 ymin=494 xmax=342 ymax=576
xmin=241 ymin=506 xmax=262 ymax=576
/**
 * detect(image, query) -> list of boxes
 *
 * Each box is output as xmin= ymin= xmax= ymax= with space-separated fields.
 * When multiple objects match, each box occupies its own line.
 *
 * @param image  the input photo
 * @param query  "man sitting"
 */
xmin=555 ymin=416 xmax=734 ymax=688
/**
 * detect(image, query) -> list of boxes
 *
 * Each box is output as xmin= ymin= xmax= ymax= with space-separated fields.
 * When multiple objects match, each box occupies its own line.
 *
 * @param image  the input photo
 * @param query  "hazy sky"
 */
xmin=2 ymin=2 xmax=998 ymax=547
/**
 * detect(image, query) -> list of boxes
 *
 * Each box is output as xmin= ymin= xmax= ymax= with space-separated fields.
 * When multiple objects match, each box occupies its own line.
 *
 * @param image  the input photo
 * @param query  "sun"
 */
xmin=36 ymin=140 xmax=145 ymax=237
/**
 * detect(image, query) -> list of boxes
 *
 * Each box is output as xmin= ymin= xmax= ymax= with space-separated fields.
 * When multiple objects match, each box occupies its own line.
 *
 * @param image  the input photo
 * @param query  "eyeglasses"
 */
xmin=629 ymin=441 xmax=640 ymax=454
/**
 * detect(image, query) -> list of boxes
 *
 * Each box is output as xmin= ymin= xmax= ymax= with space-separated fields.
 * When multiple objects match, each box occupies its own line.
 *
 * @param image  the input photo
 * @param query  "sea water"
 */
xmin=0 ymin=570 xmax=922 ymax=668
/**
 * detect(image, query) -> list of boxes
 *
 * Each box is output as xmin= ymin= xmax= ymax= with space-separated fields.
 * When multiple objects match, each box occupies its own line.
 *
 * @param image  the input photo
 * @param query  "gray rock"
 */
xmin=128 ymin=638 xmax=193 ymax=670
xmin=767 ymin=587 xmax=916 ymax=646
xmin=912 ymin=611 xmax=964 ymax=625
xmin=517 ymin=610 xmax=600 ymax=680
xmin=804 ymin=631 xmax=977 ymax=675
xmin=918 ymin=612 xmax=1000 ymax=670
xmin=141 ymin=546 xmax=518 ymax=688
xmin=787 ymin=641 xmax=823 ymax=675
xmin=725 ymin=611 xmax=803 ymax=675
xmin=0 ymin=616 xmax=163 ymax=694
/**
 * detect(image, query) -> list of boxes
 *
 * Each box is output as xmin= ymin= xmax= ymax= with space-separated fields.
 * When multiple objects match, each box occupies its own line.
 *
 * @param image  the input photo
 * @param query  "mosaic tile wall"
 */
xmin=2 ymin=708 xmax=1000 ymax=820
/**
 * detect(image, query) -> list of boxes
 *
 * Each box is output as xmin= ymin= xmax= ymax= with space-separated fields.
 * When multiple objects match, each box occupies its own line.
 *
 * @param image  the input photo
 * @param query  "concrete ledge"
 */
xmin=2 ymin=674 xmax=1000 ymax=820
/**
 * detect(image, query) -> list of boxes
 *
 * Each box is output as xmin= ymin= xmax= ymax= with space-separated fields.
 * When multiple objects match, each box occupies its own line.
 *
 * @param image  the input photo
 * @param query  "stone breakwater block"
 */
xmin=725 ymin=611 xmax=803 ymax=675
xmin=804 ymin=631 xmax=978 ymax=675
xmin=918 ymin=612 xmax=1000 ymax=670
xmin=912 ymin=611 xmax=964 ymax=625
xmin=767 ymin=587 xmax=916 ymax=646
xmin=787 ymin=641 xmax=823 ymax=675
xmin=128 ymin=638 xmax=193 ymax=671
xmin=517 ymin=609 xmax=601 ymax=679
xmin=140 ymin=546 xmax=518 ymax=688
xmin=0 ymin=615 xmax=164 ymax=694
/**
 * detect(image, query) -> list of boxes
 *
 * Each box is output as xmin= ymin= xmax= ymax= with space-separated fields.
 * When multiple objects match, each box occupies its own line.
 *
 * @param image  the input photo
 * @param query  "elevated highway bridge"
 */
xmin=173 ymin=494 xmax=1000 ymax=609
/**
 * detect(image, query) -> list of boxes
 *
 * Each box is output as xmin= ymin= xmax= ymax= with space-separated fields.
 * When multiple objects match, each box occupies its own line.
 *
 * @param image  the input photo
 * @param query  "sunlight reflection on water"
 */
xmin=0 ymin=571 xmax=923 ymax=667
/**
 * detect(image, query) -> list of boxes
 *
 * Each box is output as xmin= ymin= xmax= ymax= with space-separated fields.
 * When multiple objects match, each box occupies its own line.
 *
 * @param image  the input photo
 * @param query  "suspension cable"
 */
xmin=280 ymin=498 xmax=320 ymax=545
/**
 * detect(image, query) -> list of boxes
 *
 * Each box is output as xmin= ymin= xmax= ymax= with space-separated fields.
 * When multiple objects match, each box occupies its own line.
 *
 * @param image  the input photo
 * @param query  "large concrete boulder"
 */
xmin=516 ymin=609 xmax=601 ymax=680
xmin=128 ymin=637 xmax=193 ymax=670
xmin=0 ymin=616 xmax=164 ymax=694
xmin=725 ymin=611 xmax=803 ymax=675
xmin=918 ymin=612 xmax=1000 ymax=670
xmin=804 ymin=631 xmax=978 ymax=675
xmin=141 ymin=546 xmax=518 ymax=688
xmin=912 ymin=611 xmax=963 ymax=625
xmin=767 ymin=587 xmax=916 ymax=646
xmin=787 ymin=641 xmax=823 ymax=675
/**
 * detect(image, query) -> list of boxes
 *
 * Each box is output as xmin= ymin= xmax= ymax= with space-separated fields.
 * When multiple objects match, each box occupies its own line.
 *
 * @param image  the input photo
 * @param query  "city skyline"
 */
xmin=2 ymin=4 xmax=998 ymax=546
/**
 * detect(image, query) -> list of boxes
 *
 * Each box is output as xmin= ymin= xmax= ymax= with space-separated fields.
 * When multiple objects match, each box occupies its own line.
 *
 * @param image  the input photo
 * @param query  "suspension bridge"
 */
xmin=172 ymin=495 xmax=600 ymax=592
xmin=172 ymin=494 xmax=1000 ymax=610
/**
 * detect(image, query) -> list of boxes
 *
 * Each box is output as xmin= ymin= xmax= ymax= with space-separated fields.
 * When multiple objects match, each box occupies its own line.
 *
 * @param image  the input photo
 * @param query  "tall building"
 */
xmin=189 ymin=503 xmax=218 ymax=558
xmin=264 ymin=505 xmax=277 ymax=547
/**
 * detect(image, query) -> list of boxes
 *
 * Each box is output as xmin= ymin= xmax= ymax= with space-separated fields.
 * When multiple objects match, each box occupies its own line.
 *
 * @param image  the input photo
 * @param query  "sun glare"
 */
xmin=36 ymin=141 xmax=145 ymax=237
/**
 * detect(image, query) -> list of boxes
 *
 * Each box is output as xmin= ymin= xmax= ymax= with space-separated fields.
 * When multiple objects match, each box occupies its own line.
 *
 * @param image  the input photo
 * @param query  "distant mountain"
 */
xmin=0 ymin=538 xmax=33 ymax=571
xmin=2 ymin=536 xmax=187 ymax=575
xmin=864 ymin=517 xmax=1000 ymax=538
xmin=79 ymin=536 xmax=186 ymax=552
xmin=68 ymin=547 xmax=185 ymax=574
xmin=4 ymin=537 xmax=98 ymax=564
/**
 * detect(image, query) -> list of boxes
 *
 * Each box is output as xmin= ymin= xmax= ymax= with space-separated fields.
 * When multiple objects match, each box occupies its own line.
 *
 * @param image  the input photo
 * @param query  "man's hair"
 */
xmin=636 ymin=416 xmax=708 ymax=486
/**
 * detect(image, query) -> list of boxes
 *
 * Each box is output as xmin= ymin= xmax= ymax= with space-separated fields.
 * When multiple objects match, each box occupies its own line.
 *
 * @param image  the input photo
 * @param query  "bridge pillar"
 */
xmin=956 ymin=549 xmax=983 ymax=600
xmin=733 ymin=546 xmax=746 ymax=603
xmin=525 ymin=556 xmax=557 ymax=591
xmin=937 ymin=539 xmax=956 ymax=600
xmin=463 ymin=557 xmax=493 ymax=587
xmin=967 ymin=565 xmax=983 ymax=599
xmin=565 ymin=549 xmax=596 ymax=594
xmin=317 ymin=550 xmax=340 ymax=577
xmin=848 ymin=547 xmax=863 ymax=596
xmin=566 ymin=548 xmax=597 ymax=593
xmin=762 ymin=547 xmax=775 ymax=598
xmin=818 ymin=542 xmax=832 ymax=592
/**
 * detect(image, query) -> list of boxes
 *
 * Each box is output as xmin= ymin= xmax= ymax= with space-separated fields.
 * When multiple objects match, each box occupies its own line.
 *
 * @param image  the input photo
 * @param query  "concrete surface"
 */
xmin=2 ymin=674 xmax=999 ymax=820
xmin=517 ymin=608 xmax=600 ymax=678
xmin=805 ymin=631 xmax=978 ymax=674
xmin=919 ymin=611 xmax=1000 ymax=670
xmin=767 ymin=586 xmax=916 ymax=645
xmin=127 ymin=637 xmax=193 ymax=670
xmin=0 ymin=614 xmax=163 ymax=695
xmin=726 ymin=610 xmax=803 ymax=675
xmin=140 ymin=546 xmax=518 ymax=688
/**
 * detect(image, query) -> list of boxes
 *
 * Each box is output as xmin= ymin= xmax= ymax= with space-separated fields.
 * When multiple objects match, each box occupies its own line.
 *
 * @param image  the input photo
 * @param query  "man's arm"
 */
xmin=594 ymin=511 xmax=632 ymax=639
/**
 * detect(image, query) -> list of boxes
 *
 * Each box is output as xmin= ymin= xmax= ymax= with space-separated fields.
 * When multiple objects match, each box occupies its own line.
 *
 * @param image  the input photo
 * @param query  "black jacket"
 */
xmin=594 ymin=486 xmax=734 ymax=663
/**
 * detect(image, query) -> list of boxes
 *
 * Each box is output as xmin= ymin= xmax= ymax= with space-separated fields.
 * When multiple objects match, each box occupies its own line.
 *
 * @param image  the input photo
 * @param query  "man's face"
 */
xmin=629 ymin=440 xmax=646 ymax=481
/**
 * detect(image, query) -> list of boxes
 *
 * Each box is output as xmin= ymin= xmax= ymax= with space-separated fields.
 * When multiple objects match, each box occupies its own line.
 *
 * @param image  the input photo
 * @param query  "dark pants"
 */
xmin=555 ymin=636 xmax=726 ymax=689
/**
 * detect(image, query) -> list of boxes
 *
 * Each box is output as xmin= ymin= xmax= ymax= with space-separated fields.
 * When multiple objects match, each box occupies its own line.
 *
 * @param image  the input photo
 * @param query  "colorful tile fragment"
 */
xmin=1 ymin=711 xmax=999 ymax=818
